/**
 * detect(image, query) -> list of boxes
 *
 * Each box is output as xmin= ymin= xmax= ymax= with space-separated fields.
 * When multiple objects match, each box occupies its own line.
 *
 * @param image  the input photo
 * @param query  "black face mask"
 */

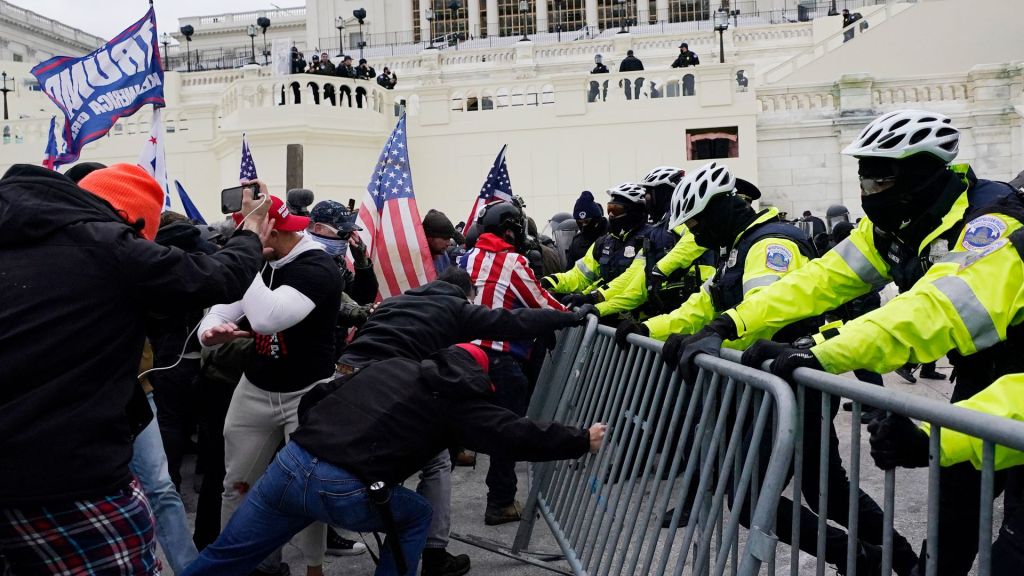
xmin=581 ymin=218 xmax=606 ymax=237
xmin=646 ymin=185 xmax=674 ymax=223
xmin=690 ymin=195 xmax=757 ymax=251
xmin=608 ymin=209 xmax=645 ymax=237
xmin=858 ymin=155 xmax=950 ymax=236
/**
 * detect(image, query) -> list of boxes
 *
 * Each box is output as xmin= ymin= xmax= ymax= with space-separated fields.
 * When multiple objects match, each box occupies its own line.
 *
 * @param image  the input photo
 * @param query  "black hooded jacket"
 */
xmin=0 ymin=165 xmax=263 ymax=506
xmin=340 ymin=280 xmax=578 ymax=366
xmin=293 ymin=347 xmax=589 ymax=486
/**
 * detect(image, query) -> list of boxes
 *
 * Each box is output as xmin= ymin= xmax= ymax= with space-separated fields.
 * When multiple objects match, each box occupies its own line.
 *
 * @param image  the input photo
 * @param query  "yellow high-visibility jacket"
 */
xmin=645 ymin=208 xmax=812 ymax=345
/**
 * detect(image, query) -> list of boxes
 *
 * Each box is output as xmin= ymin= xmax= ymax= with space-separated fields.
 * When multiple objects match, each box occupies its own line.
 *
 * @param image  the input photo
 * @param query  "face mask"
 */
xmin=310 ymin=232 xmax=349 ymax=258
xmin=608 ymin=210 xmax=644 ymax=237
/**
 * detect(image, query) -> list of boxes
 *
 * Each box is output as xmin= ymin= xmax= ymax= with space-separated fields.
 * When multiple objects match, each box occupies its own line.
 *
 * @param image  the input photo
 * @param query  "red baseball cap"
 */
xmin=233 ymin=195 xmax=309 ymax=232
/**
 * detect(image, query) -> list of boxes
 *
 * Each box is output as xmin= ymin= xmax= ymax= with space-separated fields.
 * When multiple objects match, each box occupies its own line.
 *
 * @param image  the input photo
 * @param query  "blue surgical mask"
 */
xmin=310 ymin=232 xmax=349 ymax=258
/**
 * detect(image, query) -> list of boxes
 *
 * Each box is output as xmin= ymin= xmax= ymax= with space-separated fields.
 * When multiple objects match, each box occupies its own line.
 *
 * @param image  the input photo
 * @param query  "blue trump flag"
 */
xmin=31 ymin=7 xmax=165 ymax=167
xmin=175 ymin=180 xmax=207 ymax=225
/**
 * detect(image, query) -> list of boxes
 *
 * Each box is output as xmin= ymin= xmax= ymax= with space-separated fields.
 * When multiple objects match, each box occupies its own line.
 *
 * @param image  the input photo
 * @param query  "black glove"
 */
xmin=867 ymin=414 xmax=930 ymax=470
xmin=646 ymin=267 xmax=668 ymax=295
xmin=563 ymin=292 xmax=598 ymax=308
xmin=740 ymin=339 xmax=789 ymax=369
xmin=768 ymin=347 xmax=823 ymax=381
xmin=667 ymin=315 xmax=738 ymax=380
xmin=350 ymin=239 xmax=370 ymax=268
xmin=540 ymin=276 xmax=557 ymax=291
xmin=570 ymin=304 xmax=598 ymax=326
xmin=615 ymin=320 xmax=649 ymax=349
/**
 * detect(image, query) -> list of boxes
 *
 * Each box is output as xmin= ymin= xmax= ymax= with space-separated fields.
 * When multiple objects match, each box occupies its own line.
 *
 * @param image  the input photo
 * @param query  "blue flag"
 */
xmin=239 ymin=134 xmax=258 ymax=182
xmin=175 ymin=180 xmax=207 ymax=225
xmin=31 ymin=7 xmax=165 ymax=167
xmin=42 ymin=117 xmax=59 ymax=170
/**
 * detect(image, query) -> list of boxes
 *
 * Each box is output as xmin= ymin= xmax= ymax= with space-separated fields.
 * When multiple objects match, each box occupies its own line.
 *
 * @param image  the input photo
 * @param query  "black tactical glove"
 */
xmin=570 ymin=304 xmax=598 ymax=326
xmin=350 ymin=237 xmax=370 ymax=268
xmin=668 ymin=316 xmax=739 ymax=382
xmin=867 ymin=414 xmax=930 ymax=470
xmin=768 ymin=347 xmax=824 ymax=381
xmin=740 ymin=339 xmax=790 ymax=369
xmin=540 ymin=275 xmax=557 ymax=291
xmin=563 ymin=292 xmax=598 ymax=308
xmin=646 ymin=267 xmax=668 ymax=295
xmin=615 ymin=320 xmax=649 ymax=349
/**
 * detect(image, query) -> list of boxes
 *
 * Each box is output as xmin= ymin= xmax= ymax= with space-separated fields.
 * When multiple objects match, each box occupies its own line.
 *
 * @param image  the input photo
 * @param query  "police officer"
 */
xmin=541 ymin=183 xmax=665 ymax=320
xmin=675 ymin=109 xmax=1016 ymax=575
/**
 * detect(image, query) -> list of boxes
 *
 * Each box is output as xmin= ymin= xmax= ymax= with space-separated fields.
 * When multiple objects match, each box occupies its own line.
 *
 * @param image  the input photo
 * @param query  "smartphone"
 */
xmin=220 ymin=184 xmax=261 ymax=214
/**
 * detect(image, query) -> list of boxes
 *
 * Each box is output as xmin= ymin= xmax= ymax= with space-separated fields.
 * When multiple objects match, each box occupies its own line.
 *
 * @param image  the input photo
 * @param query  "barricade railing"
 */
xmin=782 ymin=364 xmax=1024 ymax=576
xmin=454 ymin=318 xmax=799 ymax=576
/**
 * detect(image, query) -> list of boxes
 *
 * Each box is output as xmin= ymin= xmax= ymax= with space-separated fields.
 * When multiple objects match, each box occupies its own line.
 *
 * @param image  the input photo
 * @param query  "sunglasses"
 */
xmin=859 ymin=176 xmax=898 ymax=196
xmin=315 ymin=223 xmax=353 ymax=240
xmin=606 ymin=204 xmax=627 ymax=218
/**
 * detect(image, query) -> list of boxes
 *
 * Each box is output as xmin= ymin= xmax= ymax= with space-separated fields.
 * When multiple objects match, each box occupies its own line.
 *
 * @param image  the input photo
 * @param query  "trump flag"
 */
xmin=31 ymin=7 xmax=165 ymax=167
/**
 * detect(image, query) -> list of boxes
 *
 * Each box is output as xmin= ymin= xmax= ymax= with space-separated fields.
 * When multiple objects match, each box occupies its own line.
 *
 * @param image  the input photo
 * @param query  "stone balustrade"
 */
xmin=218 ymin=73 xmax=394 ymax=117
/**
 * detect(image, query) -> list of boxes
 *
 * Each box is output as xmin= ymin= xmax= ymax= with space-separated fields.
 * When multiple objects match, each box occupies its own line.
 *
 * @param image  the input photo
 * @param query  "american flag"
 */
xmin=465 ymin=144 xmax=513 ymax=233
xmin=240 ymin=133 xmax=258 ymax=182
xmin=356 ymin=114 xmax=435 ymax=299
xmin=137 ymin=108 xmax=171 ymax=208
xmin=42 ymin=116 xmax=59 ymax=170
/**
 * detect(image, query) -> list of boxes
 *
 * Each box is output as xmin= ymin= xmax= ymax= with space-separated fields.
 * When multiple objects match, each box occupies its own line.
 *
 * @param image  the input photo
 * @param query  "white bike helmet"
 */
xmin=607 ymin=182 xmax=647 ymax=205
xmin=841 ymin=109 xmax=959 ymax=163
xmin=640 ymin=166 xmax=684 ymax=188
xmin=668 ymin=161 xmax=736 ymax=229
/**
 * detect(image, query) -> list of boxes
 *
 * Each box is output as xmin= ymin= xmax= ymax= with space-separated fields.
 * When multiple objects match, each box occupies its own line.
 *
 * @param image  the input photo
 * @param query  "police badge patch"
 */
xmin=961 ymin=215 xmax=1008 ymax=251
xmin=765 ymin=244 xmax=793 ymax=272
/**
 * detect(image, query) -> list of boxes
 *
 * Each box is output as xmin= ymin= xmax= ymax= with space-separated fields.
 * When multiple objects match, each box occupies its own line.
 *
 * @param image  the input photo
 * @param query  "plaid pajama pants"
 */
xmin=0 ymin=480 xmax=159 ymax=575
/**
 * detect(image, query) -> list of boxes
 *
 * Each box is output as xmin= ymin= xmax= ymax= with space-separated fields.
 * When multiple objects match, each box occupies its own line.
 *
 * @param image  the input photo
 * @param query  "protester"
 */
xmin=291 ymin=47 xmax=307 ymax=74
xmin=199 ymin=192 xmax=342 ymax=576
xmin=336 ymin=55 xmax=357 ymax=78
xmin=619 ymin=49 xmax=644 ymax=72
xmin=182 ymin=344 xmax=606 ymax=576
xmin=422 ymin=209 xmax=458 ymax=274
xmin=0 ymin=163 xmax=269 ymax=575
xmin=356 ymin=58 xmax=376 ymax=80
xmin=377 ymin=67 xmax=398 ymax=89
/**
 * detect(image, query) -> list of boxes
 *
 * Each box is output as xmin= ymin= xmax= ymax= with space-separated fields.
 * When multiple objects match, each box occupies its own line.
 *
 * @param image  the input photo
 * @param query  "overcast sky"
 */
xmin=9 ymin=0 xmax=296 ymax=41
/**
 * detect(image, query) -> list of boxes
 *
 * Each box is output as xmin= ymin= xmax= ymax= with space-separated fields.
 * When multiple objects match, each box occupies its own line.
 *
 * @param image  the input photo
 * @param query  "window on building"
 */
xmin=686 ymin=126 xmax=739 ymax=160
xmin=549 ymin=0 xmax=587 ymax=34
xmin=669 ymin=0 xmax=709 ymax=23
xmin=12 ymin=54 xmax=23 ymax=62
xmin=497 ymin=0 xmax=535 ymax=36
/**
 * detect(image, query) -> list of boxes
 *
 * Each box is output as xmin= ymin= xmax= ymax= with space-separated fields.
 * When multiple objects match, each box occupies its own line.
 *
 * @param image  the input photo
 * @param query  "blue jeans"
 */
xmin=130 ymin=393 xmax=199 ymax=574
xmin=485 ymin=351 xmax=528 ymax=506
xmin=183 ymin=441 xmax=432 ymax=576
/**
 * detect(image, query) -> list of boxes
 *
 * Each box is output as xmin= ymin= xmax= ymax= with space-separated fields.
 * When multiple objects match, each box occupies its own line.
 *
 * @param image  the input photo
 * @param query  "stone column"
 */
xmin=468 ymin=0 xmax=482 ymax=37
xmin=654 ymin=0 xmax=668 ymax=22
xmin=487 ymin=0 xmax=500 ymax=36
xmin=585 ymin=0 xmax=598 ymax=30
xmin=637 ymin=1 xmax=649 ymax=25
xmin=536 ymin=0 xmax=549 ymax=33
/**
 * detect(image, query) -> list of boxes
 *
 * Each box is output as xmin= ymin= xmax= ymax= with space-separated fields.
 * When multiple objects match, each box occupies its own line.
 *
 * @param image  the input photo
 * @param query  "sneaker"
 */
xmin=919 ymin=367 xmax=946 ymax=380
xmin=894 ymin=365 xmax=917 ymax=384
xmin=325 ymin=527 xmax=367 ymax=556
xmin=484 ymin=501 xmax=523 ymax=526
xmin=421 ymin=548 xmax=471 ymax=576
xmin=250 ymin=564 xmax=291 ymax=576
xmin=454 ymin=450 xmax=476 ymax=467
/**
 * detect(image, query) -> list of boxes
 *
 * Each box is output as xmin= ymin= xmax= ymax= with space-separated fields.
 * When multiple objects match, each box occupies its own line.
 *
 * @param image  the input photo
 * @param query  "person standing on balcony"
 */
xmin=671 ymin=42 xmax=699 ymax=67
xmin=618 ymin=50 xmax=644 ymax=100
xmin=589 ymin=54 xmax=609 ymax=102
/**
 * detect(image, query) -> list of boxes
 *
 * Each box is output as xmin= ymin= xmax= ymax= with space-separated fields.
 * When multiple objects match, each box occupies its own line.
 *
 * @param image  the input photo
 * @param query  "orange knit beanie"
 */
xmin=79 ymin=164 xmax=164 ymax=241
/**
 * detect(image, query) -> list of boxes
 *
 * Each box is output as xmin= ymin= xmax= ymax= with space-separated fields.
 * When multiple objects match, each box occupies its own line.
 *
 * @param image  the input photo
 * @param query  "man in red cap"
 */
xmin=0 ymin=163 xmax=269 ymax=575
xmin=199 ymin=192 xmax=343 ymax=576
xmin=183 ymin=344 xmax=607 ymax=576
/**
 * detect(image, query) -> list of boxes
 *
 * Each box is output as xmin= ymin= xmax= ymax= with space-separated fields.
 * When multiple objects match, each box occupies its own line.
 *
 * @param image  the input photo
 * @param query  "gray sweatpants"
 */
xmin=417 ymin=450 xmax=452 ymax=549
xmin=221 ymin=375 xmax=327 ymax=567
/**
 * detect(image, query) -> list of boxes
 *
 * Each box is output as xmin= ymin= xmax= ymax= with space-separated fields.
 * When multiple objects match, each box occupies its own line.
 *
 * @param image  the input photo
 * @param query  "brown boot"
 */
xmin=484 ymin=501 xmax=523 ymax=526
xmin=454 ymin=450 xmax=476 ymax=467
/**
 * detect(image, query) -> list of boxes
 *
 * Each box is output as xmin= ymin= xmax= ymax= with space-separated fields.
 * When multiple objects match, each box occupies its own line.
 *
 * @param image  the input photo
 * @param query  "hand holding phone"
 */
xmin=221 ymin=181 xmax=266 ymax=214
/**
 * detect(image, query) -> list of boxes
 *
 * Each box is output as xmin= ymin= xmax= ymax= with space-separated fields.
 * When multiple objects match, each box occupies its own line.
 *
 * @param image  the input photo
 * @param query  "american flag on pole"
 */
xmin=240 ymin=134 xmax=258 ymax=182
xmin=465 ymin=144 xmax=513 ymax=232
xmin=137 ymin=108 xmax=171 ymax=209
xmin=42 ymin=116 xmax=59 ymax=170
xmin=356 ymin=114 xmax=436 ymax=299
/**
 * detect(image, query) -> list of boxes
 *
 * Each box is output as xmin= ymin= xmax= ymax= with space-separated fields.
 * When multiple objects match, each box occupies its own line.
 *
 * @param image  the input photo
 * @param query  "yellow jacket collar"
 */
xmin=732 ymin=207 xmax=780 ymax=248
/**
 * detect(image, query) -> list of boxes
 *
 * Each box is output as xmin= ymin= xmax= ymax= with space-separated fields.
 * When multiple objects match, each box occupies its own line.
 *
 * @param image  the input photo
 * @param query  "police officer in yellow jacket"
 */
xmin=677 ymin=109 xmax=1017 ymax=575
xmin=541 ymin=183 xmax=674 ymax=318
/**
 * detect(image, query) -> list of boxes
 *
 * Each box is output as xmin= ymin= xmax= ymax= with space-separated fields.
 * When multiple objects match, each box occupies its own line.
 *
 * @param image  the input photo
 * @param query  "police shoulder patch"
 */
xmin=961 ymin=215 xmax=1008 ymax=252
xmin=764 ymin=243 xmax=793 ymax=272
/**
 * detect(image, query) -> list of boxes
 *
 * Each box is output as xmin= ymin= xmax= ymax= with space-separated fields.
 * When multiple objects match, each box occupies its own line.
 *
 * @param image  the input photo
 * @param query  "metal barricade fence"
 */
xmin=455 ymin=318 xmax=799 ymax=576
xmin=783 ymin=365 xmax=1024 ymax=576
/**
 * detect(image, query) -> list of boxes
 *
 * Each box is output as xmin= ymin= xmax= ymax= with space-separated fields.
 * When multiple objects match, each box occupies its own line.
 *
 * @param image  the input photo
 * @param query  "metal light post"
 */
xmin=0 ymin=72 xmax=13 ymax=121
xmin=246 ymin=24 xmax=258 ymax=64
xmin=425 ymin=7 xmax=436 ymax=48
xmin=179 ymin=25 xmax=194 ymax=72
xmin=335 ymin=16 xmax=346 ymax=56
xmin=554 ymin=0 xmax=564 ymax=41
xmin=518 ymin=0 xmax=529 ymax=42
xmin=160 ymin=33 xmax=171 ymax=70
xmin=616 ymin=0 xmax=627 ymax=33
xmin=257 ymin=17 xmax=271 ymax=65
xmin=353 ymin=8 xmax=367 ymax=60
xmin=714 ymin=7 xmax=729 ymax=63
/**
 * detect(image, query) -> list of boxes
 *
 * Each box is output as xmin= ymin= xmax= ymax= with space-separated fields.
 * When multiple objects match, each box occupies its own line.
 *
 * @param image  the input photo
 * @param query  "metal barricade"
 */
xmin=781 ymin=366 xmax=1024 ymax=576
xmin=457 ymin=317 xmax=799 ymax=576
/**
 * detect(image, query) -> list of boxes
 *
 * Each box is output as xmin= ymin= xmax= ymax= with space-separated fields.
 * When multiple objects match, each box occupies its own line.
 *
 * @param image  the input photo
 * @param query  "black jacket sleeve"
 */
xmin=457 ymin=301 xmax=575 ymax=342
xmin=350 ymin=262 xmax=379 ymax=304
xmin=120 ymin=229 xmax=264 ymax=314
xmin=454 ymin=398 xmax=589 ymax=461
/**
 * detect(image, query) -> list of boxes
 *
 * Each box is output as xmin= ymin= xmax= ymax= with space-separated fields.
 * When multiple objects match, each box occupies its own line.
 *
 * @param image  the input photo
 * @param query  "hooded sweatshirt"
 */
xmin=293 ymin=347 xmax=589 ymax=485
xmin=0 ymin=164 xmax=263 ymax=505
